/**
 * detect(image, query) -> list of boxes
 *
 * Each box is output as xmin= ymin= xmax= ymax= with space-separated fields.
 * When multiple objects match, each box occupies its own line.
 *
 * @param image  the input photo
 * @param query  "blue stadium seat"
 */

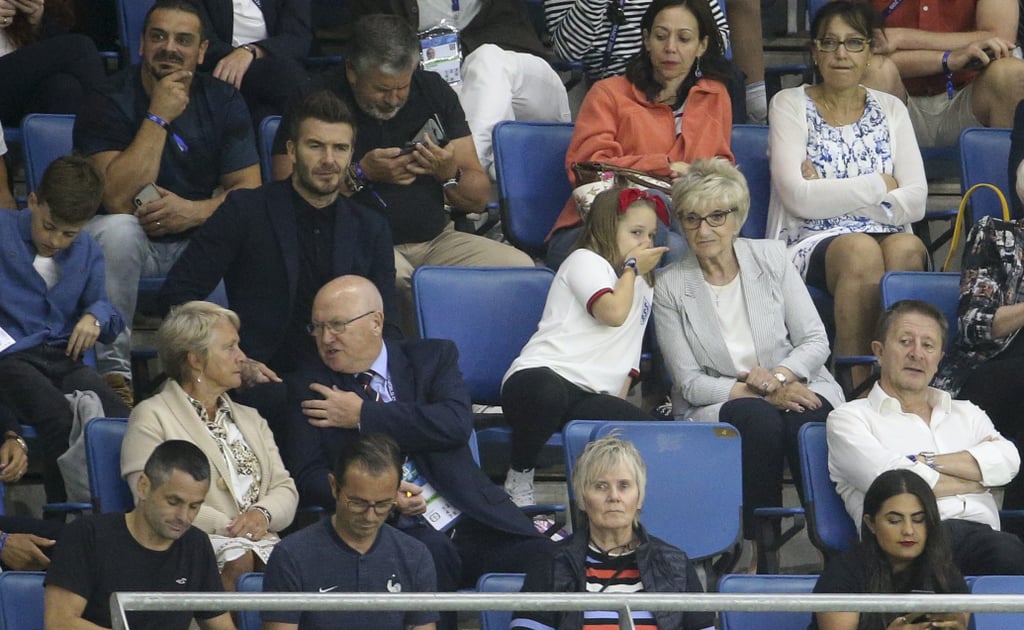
xmin=718 ymin=573 xmax=818 ymax=630
xmin=799 ymin=422 xmax=858 ymax=559
xmin=0 ymin=571 xmax=45 ymax=630
xmin=85 ymin=417 xmax=133 ymax=513
xmin=476 ymin=572 xmax=525 ymax=630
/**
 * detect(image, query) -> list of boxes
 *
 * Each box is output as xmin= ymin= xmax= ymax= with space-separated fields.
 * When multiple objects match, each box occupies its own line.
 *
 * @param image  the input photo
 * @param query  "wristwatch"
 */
xmin=920 ymin=451 xmax=937 ymax=468
xmin=4 ymin=432 xmax=27 ymax=454
xmin=442 ymin=168 xmax=462 ymax=189
xmin=623 ymin=257 xmax=639 ymax=275
xmin=773 ymin=372 xmax=787 ymax=385
xmin=241 ymin=44 xmax=258 ymax=58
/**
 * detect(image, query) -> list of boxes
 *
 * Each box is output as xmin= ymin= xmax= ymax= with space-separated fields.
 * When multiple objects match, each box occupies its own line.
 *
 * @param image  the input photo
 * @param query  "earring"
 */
xmin=196 ymin=375 xmax=203 ymax=384
xmin=694 ymin=56 xmax=703 ymax=78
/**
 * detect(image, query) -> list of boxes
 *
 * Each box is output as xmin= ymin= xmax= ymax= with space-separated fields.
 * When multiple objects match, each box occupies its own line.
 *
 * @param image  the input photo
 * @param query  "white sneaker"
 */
xmin=504 ymin=467 xmax=535 ymax=507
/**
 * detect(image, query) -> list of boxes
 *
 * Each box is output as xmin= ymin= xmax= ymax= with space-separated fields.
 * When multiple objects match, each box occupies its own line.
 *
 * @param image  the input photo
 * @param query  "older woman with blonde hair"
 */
xmin=122 ymin=301 xmax=297 ymax=591
xmin=512 ymin=435 xmax=714 ymax=630
xmin=654 ymin=158 xmax=843 ymax=564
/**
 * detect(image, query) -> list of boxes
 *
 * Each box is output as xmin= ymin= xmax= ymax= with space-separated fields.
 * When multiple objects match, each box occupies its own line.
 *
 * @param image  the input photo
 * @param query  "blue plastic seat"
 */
xmin=717 ymin=573 xmax=818 ymax=630
xmin=85 ymin=417 xmax=133 ymax=513
xmin=799 ymin=422 xmax=858 ymax=559
xmin=258 ymin=116 xmax=281 ymax=184
xmin=476 ymin=572 xmax=526 ymax=630
xmin=960 ymin=127 xmax=1013 ymax=224
xmin=732 ymin=125 xmax=770 ymax=239
xmin=0 ymin=571 xmax=46 ymax=630
xmin=236 ymin=572 xmax=264 ymax=630
xmin=880 ymin=271 xmax=962 ymax=352
xmin=970 ymin=575 xmax=1024 ymax=630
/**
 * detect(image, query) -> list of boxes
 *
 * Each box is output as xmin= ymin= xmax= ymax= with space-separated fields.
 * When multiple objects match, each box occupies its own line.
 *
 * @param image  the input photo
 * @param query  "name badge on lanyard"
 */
xmin=419 ymin=19 xmax=462 ymax=85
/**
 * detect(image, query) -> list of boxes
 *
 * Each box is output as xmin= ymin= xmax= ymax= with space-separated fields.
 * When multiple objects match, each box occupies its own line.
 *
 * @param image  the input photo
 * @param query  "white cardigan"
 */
xmin=766 ymin=85 xmax=927 ymax=244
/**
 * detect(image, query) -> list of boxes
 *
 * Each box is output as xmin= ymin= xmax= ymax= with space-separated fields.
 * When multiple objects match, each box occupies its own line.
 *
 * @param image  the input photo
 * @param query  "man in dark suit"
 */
xmin=286 ymin=275 xmax=551 ymax=619
xmin=159 ymin=90 xmax=399 ymax=430
xmin=194 ymin=0 xmax=313 ymax=122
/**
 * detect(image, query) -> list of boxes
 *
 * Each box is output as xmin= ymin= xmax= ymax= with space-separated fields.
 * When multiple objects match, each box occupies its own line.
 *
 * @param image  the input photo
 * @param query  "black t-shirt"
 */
xmin=809 ymin=546 xmax=969 ymax=630
xmin=275 ymin=68 xmax=472 ymax=244
xmin=45 ymin=512 xmax=224 ymax=630
xmin=73 ymin=66 xmax=259 ymax=241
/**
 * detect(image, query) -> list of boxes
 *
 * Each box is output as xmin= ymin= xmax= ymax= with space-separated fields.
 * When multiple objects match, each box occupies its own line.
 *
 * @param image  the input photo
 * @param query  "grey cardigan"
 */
xmin=653 ymin=238 xmax=843 ymax=421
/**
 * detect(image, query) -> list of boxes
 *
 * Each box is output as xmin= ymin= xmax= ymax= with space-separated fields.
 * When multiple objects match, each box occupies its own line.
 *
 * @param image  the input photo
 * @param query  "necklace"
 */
xmin=589 ymin=537 xmax=639 ymax=557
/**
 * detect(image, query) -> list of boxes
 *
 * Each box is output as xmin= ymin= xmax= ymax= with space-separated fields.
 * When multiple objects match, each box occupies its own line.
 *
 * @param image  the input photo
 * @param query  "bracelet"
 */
xmin=0 ymin=532 xmax=9 ymax=557
xmin=251 ymin=506 xmax=272 ymax=526
xmin=622 ymin=257 xmax=639 ymax=275
xmin=144 ymin=112 xmax=190 ymax=153
xmin=942 ymin=50 xmax=954 ymax=100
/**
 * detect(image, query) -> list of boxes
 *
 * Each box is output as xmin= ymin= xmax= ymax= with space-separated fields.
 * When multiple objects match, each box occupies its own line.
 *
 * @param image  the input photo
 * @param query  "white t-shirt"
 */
xmin=231 ymin=0 xmax=268 ymax=46
xmin=504 ymin=248 xmax=653 ymax=395
xmin=417 ymin=0 xmax=482 ymax=31
xmin=706 ymin=274 xmax=756 ymax=373
xmin=33 ymin=255 xmax=60 ymax=289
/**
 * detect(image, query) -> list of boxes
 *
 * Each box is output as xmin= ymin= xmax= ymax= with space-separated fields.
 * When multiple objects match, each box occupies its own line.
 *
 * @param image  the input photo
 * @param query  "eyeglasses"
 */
xmin=813 ymin=37 xmax=870 ymax=53
xmin=606 ymin=1 xmax=627 ymax=26
xmin=306 ymin=311 xmax=376 ymax=336
xmin=340 ymin=493 xmax=396 ymax=516
xmin=680 ymin=208 xmax=737 ymax=230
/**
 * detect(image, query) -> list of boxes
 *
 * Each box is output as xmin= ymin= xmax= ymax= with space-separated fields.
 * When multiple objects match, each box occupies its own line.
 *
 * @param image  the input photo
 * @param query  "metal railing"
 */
xmin=109 ymin=591 xmax=1024 ymax=630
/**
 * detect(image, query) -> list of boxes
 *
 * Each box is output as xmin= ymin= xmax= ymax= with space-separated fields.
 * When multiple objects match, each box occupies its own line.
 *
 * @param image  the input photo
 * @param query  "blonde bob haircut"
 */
xmin=671 ymin=157 xmax=750 ymax=230
xmin=572 ymin=434 xmax=647 ymax=527
xmin=158 ymin=301 xmax=241 ymax=385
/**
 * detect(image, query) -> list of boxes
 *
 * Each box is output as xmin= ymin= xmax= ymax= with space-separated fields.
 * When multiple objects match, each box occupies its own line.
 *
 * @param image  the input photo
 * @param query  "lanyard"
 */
xmin=880 ymin=0 xmax=905 ymax=18
xmin=602 ymin=0 xmax=626 ymax=74
xmin=451 ymin=0 xmax=459 ymax=13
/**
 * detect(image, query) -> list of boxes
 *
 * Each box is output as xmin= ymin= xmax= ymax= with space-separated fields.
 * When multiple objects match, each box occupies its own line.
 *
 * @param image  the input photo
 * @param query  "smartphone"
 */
xmin=906 ymin=613 xmax=930 ymax=624
xmin=133 ymin=183 xmax=161 ymax=209
xmin=399 ymin=116 xmax=447 ymax=155
xmin=963 ymin=49 xmax=995 ymax=70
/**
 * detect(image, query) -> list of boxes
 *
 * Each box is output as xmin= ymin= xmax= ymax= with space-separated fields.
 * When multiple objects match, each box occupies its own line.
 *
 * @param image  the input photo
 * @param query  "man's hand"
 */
xmin=406 ymin=135 xmax=458 ymax=181
xmin=947 ymin=37 xmax=1015 ymax=71
xmin=226 ymin=508 xmax=270 ymax=540
xmin=65 ymin=314 xmax=100 ymax=361
xmin=213 ymin=48 xmax=256 ymax=89
xmin=1 ymin=533 xmax=55 ymax=570
xmin=357 ymin=149 xmax=418 ymax=185
xmin=396 ymin=481 xmax=426 ymax=516
xmin=302 ymin=383 xmax=363 ymax=429
xmin=148 ymin=70 xmax=193 ymax=123
xmin=136 ymin=186 xmax=206 ymax=236
xmin=239 ymin=359 xmax=282 ymax=389
xmin=0 ymin=438 xmax=27 ymax=483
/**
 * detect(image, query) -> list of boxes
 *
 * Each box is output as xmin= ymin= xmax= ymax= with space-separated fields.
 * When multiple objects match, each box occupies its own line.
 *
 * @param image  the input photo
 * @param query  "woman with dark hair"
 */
xmin=545 ymin=0 xmax=734 ymax=270
xmin=767 ymin=0 xmax=927 ymax=390
xmin=0 ymin=0 xmax=105 ymax=127
xmin=812 ymin=469 xmax=969 ymax=630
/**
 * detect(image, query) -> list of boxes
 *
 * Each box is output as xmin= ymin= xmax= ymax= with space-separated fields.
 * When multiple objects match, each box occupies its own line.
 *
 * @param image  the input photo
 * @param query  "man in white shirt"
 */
xmin=828 ymin=299 xmax=1024 ymax=576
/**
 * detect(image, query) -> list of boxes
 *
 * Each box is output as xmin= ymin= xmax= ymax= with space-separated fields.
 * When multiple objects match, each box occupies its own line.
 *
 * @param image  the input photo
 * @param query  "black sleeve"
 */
xmin=1009 ymin=99 xmax=1024 ymax=218
xmin=43 ymin=518 xmax=95 ymax=598
xmin=256 ymin=0 xmax=313 ymax=61
xmin=682 ymin=560 xmax=716 ymax=630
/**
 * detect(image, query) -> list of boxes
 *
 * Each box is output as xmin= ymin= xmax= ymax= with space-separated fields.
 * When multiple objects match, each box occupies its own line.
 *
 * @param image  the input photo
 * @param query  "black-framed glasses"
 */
xmin=813 ymin=37 xmax=870 ymax=53
xmin=306 ymin=311 xmax=377 ymax=336
xmin=680 ymin=208 xmax=737 ymax=230
xmin=606 ymin=0 xmax=627 ymax=26
xmin=340 ymin=493 xmax=396 ymax=516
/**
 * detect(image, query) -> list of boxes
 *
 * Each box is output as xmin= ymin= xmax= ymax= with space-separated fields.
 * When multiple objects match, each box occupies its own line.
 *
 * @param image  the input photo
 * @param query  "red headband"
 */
xmin=618 ymin=188 xmax=671 ymax=226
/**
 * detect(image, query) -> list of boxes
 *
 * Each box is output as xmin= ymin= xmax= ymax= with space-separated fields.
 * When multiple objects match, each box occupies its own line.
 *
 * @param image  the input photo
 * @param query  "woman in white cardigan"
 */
xmin=767 ymin=0 xmax=927 ymax=389
xmin=654 ymin=158 xmax=843 ymax=562
xmin=122 ymin=301 xmax=297 ymax=592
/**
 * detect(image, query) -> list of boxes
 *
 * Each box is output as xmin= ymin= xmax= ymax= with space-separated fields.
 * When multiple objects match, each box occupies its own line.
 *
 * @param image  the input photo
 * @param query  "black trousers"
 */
xmin=501 ymin=367 xmax=653 ymax=471
xmin=719 ymin=396 xmax=833 ymax=540
xmin=945 ymin=518 xmax=1024 ymax=575
xmin=0 ymin=33 xmax=105 ymax=127
xmin=0 ymin=345 xmax=130 ymax=501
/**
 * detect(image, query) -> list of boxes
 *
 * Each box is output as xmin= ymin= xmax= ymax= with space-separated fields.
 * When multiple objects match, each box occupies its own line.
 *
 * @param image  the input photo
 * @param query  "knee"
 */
xmin=881 ymin=233 xmax=927 ymax=270
xmin=86 ymin=214 xmax=146 ymax=247
xmin=830 ymin=234 xmax=885 ymax=280
xmin=980 ymin=57 xmax=1024 ymax=98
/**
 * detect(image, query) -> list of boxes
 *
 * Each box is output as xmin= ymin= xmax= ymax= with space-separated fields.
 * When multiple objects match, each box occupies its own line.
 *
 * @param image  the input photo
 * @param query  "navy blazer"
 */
xmin=286 ymin=338 xmax=539 ymax=539
xmin=159 ymin=180 xmax=399 ymax=368
xmin=195 ymin=0 xmax=312 ymax=67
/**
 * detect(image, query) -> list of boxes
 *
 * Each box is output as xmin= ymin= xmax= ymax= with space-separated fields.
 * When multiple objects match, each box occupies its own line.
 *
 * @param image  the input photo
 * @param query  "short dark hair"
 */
xmin=143 ymin=0 xmax=205 ymax=39
xmin=37 ymin=156 xmax=104 ymax=224
xmin=875 ymin=300 xmax=949 ymax=349
xmin=345 ymin=14 xmax=420 ymax=76
xmin=810 ymin=0 xmax=883 ymax=45
xmin=333 ymin=433 xmax=402 ymax=488
xmin=288 ymin=90 xmax=357 ymax=144
xmin=143 ymin=440 xmax=211 ymax=489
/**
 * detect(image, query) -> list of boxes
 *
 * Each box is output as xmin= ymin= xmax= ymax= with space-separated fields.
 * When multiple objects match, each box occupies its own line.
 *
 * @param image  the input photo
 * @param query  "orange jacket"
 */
xmin=549 ymin=75 xmax=734 ymax=237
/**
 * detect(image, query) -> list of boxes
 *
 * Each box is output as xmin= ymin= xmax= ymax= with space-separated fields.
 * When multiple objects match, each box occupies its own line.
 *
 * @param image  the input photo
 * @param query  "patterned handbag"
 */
xmin=942 ymin=183 xmax=1012 ymax=271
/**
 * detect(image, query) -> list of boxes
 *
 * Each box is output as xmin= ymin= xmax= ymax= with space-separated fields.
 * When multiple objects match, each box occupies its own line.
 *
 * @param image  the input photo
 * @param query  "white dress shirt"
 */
xmin=827 ymin=383 xmax=1020 ymax=531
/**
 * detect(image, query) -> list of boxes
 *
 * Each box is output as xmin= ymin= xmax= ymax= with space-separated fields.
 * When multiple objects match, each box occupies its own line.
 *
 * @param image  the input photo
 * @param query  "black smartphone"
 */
xmin=400 ymin=116 xmax=447 ymax=155
xmin=906 ymin=613 xmax=930 ymax=624
xmin=963 ymin=49 xmax=995 ymax=70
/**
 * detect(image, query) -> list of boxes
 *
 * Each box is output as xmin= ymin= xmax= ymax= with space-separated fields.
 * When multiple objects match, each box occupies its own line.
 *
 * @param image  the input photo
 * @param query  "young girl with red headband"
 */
xmin=500 ymin=188 xmax=670 ymax=506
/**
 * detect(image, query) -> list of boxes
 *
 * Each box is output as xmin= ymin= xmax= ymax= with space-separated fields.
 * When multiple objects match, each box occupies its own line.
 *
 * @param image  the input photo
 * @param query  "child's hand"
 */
xmin=66 ymin=314 xmax=100 ymax=361
xmin=627 ymin=245 xmax=670 ymax=275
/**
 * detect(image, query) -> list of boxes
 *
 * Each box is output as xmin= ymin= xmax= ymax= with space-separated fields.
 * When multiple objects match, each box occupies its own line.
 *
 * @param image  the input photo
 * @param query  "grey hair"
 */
xmin=572 ymin=435 xmax=647 ymax=527
xmin=346 ymin=14 xmax=421 ymax=76
xmin=671 ymin=157 xmax=751 ymax=229
xmin=157 ymin=301 xmax=241 ymax=385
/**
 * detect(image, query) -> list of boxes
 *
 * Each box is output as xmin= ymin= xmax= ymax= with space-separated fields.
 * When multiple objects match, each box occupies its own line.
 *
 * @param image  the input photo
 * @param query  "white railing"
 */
xmin=109 ymin=591 xmax=1024 ymax=630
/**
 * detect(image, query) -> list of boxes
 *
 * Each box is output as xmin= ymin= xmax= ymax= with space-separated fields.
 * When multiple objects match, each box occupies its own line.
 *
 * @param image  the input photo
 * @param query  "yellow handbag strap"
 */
xmin=941 ymin=183 xmax=1011 ymax=272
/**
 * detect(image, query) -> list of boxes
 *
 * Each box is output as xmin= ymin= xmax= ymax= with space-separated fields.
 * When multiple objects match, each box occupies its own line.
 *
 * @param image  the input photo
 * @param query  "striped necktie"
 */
xmin=355 ymin=371 xmax=380 ymax=402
